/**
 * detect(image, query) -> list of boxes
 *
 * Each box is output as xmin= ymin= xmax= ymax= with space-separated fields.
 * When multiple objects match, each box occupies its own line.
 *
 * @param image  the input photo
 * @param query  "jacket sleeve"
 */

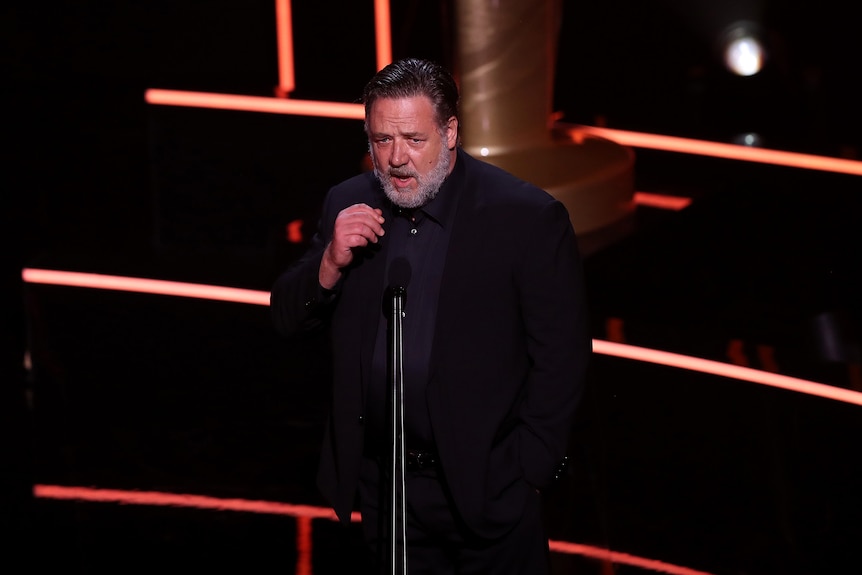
xmin=270 ymin=189 xmax=340 ymax=337
xmin=514 ymin=199 xmax=591 ymax=490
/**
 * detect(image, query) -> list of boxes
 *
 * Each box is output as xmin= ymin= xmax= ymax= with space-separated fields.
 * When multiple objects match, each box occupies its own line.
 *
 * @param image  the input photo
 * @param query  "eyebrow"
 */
xmin=371 ymin=130 xmax=426 ymax=139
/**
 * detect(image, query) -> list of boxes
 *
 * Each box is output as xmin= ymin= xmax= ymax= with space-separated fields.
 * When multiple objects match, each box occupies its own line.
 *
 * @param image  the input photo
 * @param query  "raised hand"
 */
xmin=319 ymin=203 xmax=385 ymax=289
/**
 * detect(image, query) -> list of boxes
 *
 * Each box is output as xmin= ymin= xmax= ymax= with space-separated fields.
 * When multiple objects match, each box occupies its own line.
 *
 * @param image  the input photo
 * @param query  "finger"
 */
xmin=343 ymin=204 xmax=385 ymax=226
xmin=335 ymin=213 xmax=385 ymax=239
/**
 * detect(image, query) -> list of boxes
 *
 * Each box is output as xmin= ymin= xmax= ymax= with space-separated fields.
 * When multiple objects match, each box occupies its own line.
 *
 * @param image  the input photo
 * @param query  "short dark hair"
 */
xmin=361 ymin=57 xmax=460 ymax=134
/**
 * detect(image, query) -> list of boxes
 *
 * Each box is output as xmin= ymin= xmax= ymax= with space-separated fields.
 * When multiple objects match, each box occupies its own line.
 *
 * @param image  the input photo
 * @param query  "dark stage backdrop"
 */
xmin=5 ymin=2 xmax=862 ymax=574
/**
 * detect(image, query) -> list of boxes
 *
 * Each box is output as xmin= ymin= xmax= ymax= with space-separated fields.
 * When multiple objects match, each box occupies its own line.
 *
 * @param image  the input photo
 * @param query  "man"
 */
xmin=271 ymin=57 xmax=590 ymax=574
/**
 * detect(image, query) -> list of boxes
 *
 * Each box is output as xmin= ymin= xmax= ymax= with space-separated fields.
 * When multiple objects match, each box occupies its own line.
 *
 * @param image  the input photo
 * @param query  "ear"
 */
xmin=445 ymin=116 xmax=458 ymax=150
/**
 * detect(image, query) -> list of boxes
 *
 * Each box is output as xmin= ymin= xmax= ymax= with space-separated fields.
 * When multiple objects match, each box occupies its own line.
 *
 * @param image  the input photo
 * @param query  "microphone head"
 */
xmin=388 ymin=257 xmax=412 ymax=289
xmin=384 ymin=257 xmax=411 ymax=318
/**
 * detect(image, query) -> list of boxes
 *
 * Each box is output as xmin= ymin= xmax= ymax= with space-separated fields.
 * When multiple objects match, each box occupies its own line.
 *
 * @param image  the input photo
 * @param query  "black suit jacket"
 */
xmin=271 ymin=148 xmax=590 ymax=538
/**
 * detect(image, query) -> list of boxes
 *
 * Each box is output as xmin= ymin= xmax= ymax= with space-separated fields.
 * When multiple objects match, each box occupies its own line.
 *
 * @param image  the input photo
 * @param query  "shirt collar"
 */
xmin=415 ymin=148 xmax=464 ymax=229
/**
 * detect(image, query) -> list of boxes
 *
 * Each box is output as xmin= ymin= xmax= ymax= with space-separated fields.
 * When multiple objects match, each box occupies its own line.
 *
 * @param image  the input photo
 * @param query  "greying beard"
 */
xmin=372 ymin=136 xmax=452 ymax=209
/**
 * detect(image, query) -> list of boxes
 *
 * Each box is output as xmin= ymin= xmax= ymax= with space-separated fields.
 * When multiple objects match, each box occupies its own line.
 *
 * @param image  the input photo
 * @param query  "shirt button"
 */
xmin=410 ymin=228 xmax=418 ymax=235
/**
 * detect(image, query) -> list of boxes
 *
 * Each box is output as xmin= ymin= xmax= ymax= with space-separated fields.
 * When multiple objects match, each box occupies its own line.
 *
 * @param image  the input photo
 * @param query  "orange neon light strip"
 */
xmin=23 ymin=268 xmax=862 ymax=406
xmin=34 ymin=484 xmax=713 ymax=573
xmin=142 ymin=87 xmax=862 ymax=176
xmin=295 ymin=515 xmax=313 ymax=575
xmin=144 ymin=89 xmax=365 ymax=120
xmin=34 ymin=484 xmax=356 ymax=521
xmin=374 ymin=0 xmax=392 ymax=71
xmin=592 ymin=340 xmax=862 ymax=407
xmin=548 ymin=540 xmax=714 ymax=575
xmin=275 ymin=0 xmax=295 ymax=96
xmin=21 ymin=268 xmax=270 ymax=306
xmin=633 ymin=191 xmax=692 ymax=211
xmin=568 ymin=125 xmax=862 ymax=176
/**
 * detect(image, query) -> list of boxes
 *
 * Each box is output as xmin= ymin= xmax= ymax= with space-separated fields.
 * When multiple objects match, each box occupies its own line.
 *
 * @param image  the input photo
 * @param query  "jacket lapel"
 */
xmin=428 ymin=152 xmax=475 ymax=385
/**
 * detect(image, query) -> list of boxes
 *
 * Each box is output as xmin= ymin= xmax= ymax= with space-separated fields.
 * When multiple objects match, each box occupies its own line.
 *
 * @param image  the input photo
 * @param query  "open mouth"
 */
xmin=390 ymin=173 xmax=415 ymax=188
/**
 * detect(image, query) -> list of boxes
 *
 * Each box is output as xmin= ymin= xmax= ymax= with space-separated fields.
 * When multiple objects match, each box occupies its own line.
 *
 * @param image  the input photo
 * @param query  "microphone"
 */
xmin=388 ymin=257 xmax=412 ymax=291
xmin=384 ymin=257 xmax=411 ymax=318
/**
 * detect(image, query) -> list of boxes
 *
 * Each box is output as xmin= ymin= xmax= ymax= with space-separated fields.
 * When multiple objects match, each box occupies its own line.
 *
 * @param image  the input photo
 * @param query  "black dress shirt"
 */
xmin=367 ymin=156 xmax=463 ymax=452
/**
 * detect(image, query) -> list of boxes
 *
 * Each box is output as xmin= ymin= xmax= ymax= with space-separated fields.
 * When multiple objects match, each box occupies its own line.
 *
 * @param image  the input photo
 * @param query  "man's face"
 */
xmin=367 ymin=96 xmax=458 ymax=209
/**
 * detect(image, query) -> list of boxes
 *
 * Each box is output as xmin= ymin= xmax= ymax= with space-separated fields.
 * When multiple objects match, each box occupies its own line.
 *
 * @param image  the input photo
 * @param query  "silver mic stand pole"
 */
xmin=388 ymin=285 xmax=408 ymax=575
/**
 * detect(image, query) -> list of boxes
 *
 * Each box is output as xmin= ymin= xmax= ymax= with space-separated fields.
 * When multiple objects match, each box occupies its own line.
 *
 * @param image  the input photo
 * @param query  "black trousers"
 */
xmin=358 ymin=455 xmax=550 ymax=574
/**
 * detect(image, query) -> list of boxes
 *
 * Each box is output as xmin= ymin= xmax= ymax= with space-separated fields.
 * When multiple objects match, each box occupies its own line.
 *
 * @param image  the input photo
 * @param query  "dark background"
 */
xmin=4 ymin=0 xmax=860 ymax=259
xmin=3 ymin=1 xmax=861 ymax=574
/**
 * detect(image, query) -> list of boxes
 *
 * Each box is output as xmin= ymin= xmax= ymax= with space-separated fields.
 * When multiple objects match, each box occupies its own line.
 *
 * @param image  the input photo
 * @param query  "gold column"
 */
xmin=454 ymin=0 xmax=635 ymax=247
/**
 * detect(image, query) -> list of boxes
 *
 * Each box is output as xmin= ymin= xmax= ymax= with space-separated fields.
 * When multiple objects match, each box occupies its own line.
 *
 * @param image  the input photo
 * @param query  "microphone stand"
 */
xmin=388 ymin=286 xmax=408 ymax=575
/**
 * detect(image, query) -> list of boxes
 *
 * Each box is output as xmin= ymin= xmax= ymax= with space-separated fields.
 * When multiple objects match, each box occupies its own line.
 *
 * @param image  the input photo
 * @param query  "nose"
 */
xmin=390 ymin=140 xmax=407 ymax=167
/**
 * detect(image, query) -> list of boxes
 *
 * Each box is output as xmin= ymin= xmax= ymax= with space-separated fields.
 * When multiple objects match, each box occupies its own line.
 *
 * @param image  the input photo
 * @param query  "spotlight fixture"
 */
xmin=720 ymin=21 xmax=765 ymax=77
xmin=731 ymin=132 xmax=765 ymax=147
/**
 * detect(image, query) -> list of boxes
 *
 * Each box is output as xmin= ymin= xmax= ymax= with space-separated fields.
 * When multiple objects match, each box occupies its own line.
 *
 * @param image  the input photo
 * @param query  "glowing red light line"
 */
xmin=592 ymin=339 xmax=862 ymax=406
xmin=549 ymin=540 xmax=714 ymax=575
xmin=22 ymin=268 xmax=270 ymax=306
xmin=296 ymin=516 xmax=313 ymax=575
xmin=141 ymin=90 xmax=861 ymax=177
xmin=374 ymin=0 xmax=392 ymax=71
xmin=634 ymin=191 xmax=692 ymax=211
xmin=145 ymin=89 xmax=365 ymax=120
xmin=23 ymin=268 xmax=861 ymax=406
xmin=33 ymin=484 xmax=358 ymax=521
xmin=568 ymin=125 xmax=862 ymax=176
xmin=34 ymin=484 xmax=711 ymax=573
xmin=275 ymin=0 xmax=295 ymax=96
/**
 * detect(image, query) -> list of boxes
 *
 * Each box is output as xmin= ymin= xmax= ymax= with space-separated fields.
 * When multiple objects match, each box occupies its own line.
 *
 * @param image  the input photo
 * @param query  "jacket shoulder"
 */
xmin=327 ymin=170 xmax=380 ymax=203
xmin=460 ymin=151 xmax=561 ymax=212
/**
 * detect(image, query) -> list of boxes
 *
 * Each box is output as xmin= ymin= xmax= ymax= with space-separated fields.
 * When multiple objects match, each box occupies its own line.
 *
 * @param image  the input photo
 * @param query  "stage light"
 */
xmin=731 ymin=132 xmax=765 ymax=147
xmin=720 ymin=21 xmax=765 ymax=76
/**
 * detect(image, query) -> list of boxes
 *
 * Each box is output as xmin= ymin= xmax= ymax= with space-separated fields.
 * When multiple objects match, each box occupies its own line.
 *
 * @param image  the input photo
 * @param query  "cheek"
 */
xmin=421 ymin=149 xmax=437 ymax=168
xmin=371 ymin=149 xmax=388 ymax=169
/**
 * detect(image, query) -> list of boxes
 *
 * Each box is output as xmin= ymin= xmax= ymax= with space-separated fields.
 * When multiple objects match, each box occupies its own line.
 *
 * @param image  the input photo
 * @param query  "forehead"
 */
xmin=368 ymin=96 xmax=438 ymax=133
